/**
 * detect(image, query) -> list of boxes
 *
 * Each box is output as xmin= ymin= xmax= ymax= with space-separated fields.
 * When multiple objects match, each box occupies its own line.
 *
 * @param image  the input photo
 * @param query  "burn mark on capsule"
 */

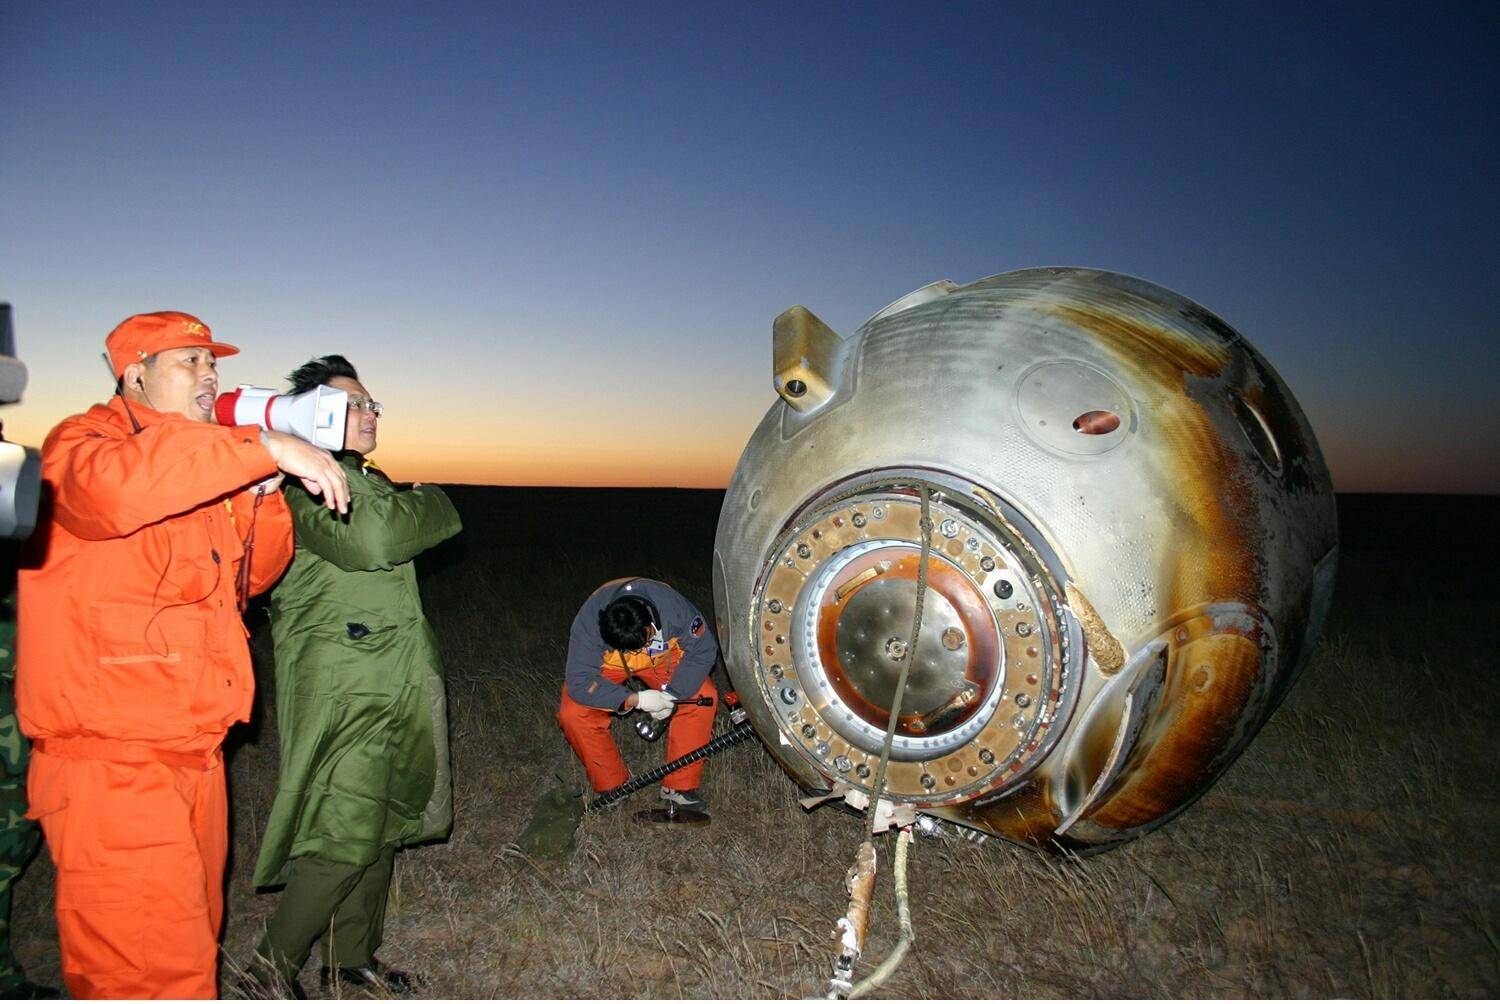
xmin=1073 ymin=410 xmax=1121 ymax=435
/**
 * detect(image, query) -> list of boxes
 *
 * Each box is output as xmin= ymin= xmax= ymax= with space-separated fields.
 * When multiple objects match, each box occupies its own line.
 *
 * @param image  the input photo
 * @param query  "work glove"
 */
xmin=635 ymin=689 xmax=675 ymax=721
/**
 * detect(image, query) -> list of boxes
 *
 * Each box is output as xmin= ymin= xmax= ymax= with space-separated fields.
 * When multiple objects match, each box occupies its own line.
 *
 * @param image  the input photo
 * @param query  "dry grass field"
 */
xmin=11 ymin=490 xmax=1498 ymax=998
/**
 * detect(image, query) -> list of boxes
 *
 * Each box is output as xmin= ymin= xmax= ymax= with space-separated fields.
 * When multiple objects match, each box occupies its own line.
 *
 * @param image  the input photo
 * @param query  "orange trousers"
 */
xmin=557 ymin=663 xmax=717 ymax=793
xmin=27 ymin=744 xmax=228 ymax=999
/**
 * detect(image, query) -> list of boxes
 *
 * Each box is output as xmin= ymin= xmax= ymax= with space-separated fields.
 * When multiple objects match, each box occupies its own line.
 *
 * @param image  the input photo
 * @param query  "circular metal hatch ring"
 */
xmin=750 ymin=471 xmax=1084 ymax=804
xmin=791 ymin=538 xmax=1005 ymax=760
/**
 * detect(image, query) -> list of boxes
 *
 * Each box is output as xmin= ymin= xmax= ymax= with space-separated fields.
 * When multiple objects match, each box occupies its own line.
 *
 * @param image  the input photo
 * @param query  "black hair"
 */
xmin=287 ymin=354 xmax=359 ymax=395
xmin=599 ymin=595 xmax=655 ymax=651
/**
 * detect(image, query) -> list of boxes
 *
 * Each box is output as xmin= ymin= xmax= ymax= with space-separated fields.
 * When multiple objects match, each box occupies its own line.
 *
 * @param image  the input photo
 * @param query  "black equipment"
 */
xmin=589 ymin=709 xmax=754 ymax=813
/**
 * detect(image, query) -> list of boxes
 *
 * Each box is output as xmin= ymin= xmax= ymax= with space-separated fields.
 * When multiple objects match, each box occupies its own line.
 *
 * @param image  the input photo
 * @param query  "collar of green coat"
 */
xmin=335 ymin=451 xmax=393 ymax=484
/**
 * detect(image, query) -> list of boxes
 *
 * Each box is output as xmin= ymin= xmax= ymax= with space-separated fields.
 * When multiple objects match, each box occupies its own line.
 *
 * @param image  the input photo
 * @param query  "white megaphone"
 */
xmin=214 ymin=384 xmax=348 ymax=451
xmin=0 ymin=302 xmax=42 ymax=539
xmin=0 ymin=440 xmax=42 ymax=539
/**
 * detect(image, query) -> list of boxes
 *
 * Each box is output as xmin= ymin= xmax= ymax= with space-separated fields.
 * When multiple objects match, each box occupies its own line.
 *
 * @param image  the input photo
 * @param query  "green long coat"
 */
xmin=253 ymin=455 xmax=462 ymax=887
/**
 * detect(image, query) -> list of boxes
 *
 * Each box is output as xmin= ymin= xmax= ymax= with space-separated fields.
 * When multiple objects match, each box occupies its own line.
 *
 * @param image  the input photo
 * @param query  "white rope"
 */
xmin=864 ymin=484 xmax=933 ymax=840
xmin=848 ymin=827 xmax=915 ymax=1000
xmin=824 ymin=483 xmax=932 ymax=998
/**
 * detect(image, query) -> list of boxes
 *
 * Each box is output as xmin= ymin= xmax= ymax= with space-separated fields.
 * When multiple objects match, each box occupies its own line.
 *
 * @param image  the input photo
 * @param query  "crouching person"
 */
xmin=558 ymin=578 xmax=719 ymax=813
xmin=249 ymin=356 xmax=461 ymax=997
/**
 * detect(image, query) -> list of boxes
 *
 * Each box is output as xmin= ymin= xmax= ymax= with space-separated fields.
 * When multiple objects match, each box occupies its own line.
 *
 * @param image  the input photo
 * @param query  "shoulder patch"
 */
xmin=689 ymin=615 xmax=706 ymax=638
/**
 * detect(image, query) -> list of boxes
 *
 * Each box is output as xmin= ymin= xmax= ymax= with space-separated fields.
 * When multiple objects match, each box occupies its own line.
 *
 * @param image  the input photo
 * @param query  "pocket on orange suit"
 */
xmin=89 ymin=760 xmax=197 ymax=853
xmin=88 ymin=602 xmax=208 ymax=734
xmin=56 ymin=867 xmax=147 ymax=975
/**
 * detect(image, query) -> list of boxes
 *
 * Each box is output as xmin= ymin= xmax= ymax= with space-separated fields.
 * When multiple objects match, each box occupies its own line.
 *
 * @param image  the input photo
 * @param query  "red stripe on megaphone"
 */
xmin=213 ymin=388 xmax=243 ymax=427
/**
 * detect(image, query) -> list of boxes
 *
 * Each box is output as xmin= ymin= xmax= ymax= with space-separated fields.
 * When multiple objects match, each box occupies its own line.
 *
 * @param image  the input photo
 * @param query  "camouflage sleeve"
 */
xmin=0 ymin=603 xmax=41 ymax=993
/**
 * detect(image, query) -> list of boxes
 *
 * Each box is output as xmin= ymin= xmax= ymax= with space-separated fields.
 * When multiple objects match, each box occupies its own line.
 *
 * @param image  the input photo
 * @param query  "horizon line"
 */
xmin=428 ymin=482 xmax=1499 ymax=499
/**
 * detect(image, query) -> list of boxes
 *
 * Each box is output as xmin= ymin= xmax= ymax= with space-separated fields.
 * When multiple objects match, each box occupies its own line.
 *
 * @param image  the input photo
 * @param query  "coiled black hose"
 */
xmin=586 ymin=719 xmax=756 ymax=812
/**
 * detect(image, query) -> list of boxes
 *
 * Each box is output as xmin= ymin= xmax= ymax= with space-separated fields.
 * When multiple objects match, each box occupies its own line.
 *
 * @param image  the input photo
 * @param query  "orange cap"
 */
xmin=105 ymin=311 xmax=239 ymax=377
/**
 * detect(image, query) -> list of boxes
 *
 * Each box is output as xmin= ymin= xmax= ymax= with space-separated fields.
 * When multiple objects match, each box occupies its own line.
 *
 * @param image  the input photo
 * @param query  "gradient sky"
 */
xmin=2 ymin=1 xmax=1495 ymax=491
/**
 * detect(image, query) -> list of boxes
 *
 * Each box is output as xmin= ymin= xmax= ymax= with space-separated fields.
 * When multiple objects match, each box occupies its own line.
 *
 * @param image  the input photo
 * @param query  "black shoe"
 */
xmin=660 ymin=786 xmax=708 ymax=811
xmin=319 ymin=958 xmax=420 ymax=994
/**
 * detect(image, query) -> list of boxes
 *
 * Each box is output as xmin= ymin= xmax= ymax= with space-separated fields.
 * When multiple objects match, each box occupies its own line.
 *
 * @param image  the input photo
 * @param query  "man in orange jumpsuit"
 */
xmin=558 ymin=578 xmax=718 ymax=812
xmin=16 ymin=311 xmax=351 ymax=999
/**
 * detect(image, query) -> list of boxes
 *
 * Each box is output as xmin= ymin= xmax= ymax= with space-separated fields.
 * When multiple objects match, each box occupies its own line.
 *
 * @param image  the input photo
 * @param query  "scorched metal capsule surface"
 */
xmin=712 ymin=267 xmax=1338 ymax=850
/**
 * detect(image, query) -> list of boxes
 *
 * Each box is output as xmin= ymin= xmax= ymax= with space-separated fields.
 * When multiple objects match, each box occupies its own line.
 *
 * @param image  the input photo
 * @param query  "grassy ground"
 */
xmin=12 ymin=491 xmax=1499 ymax=997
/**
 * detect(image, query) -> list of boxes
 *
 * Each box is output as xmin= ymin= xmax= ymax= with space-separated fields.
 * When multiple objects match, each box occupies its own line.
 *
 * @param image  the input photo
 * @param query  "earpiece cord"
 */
xmin=144 ymin=522 xmax=223 ymax=658
xmin=235 ymin=489 xmax=266 ymax=613
xmin=103 ymin=352 xmax=145 ymax=434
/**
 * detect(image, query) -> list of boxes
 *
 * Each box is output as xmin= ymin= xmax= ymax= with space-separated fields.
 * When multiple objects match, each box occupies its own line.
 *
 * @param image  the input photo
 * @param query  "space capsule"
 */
xmin=712 ymin=267 xmax=1338 ymax=850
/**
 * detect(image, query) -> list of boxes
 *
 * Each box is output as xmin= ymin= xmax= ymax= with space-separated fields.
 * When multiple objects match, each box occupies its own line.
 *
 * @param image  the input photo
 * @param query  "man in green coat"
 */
xmin=249 ymin=355 xmax=461 ymax=996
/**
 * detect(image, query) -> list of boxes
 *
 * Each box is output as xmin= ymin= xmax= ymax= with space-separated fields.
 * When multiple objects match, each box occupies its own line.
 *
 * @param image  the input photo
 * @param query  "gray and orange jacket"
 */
xmin=564 ymin=578 xmax=717 ymax=709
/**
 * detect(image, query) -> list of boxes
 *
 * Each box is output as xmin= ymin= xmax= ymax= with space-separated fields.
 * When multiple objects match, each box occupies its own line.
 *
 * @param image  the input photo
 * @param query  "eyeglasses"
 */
xmin=347 ymin=396 xmax=384 ymax=417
